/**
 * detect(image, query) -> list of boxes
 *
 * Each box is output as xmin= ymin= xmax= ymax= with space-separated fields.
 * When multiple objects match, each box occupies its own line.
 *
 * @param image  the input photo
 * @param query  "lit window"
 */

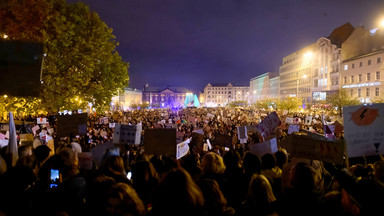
xmin=344 ymin=65 xmax=348 ymax=70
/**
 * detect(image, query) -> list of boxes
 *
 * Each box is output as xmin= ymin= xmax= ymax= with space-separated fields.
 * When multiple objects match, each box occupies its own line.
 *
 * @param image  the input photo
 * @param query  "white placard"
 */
xmin=176 ymin=138 xmax=191 ymax=160
xmin=343 ymin=104 xmax=384 ymax=158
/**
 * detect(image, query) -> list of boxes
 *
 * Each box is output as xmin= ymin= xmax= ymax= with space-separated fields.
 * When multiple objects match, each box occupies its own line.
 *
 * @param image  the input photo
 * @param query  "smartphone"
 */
xmin=50 ymin=169 xmax=60 ymax=189
xmin=127 ymin=171 xmax=132 ymax=180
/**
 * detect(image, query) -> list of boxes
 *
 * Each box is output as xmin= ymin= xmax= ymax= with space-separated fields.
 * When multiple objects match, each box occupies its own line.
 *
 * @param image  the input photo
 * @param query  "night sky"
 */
xmin=68 ymin=0 xmax=384 ymax=93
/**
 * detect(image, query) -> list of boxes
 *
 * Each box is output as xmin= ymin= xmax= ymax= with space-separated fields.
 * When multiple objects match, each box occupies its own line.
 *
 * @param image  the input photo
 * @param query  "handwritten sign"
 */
xmin=176 ymin=138 xmax=191 ymax=160
xmin=280 ymin=133 xmax=345 ymax=165
xmin=256 ymin=112 xmax=281 ymax=138
xmin=343 ymin=104 xmax=384 ymax=158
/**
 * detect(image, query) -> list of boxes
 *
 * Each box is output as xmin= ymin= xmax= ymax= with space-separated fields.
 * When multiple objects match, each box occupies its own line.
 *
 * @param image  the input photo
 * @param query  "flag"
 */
xmin=7 ymin=111 xmax=18 ymax=167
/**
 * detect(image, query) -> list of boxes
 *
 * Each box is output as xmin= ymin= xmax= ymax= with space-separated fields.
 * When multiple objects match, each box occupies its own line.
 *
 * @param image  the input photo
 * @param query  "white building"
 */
xmin=203 ymin=83 xmax=249 ymax=107
xmin=340 ymin=26 xmax=384 ymax=103
xmin=112 ymin=87 xmax=142 ymax=110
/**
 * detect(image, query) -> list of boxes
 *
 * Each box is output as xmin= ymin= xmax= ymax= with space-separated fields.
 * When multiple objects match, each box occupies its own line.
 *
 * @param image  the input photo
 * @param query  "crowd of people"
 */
xmin=0 ymin=107 xmax=383 ymax=216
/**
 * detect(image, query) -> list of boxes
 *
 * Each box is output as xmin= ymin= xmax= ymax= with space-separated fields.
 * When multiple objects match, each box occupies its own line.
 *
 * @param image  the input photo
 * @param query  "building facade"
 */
xmin=203 ymin=83 xmax=249 ymax=107
xmin=111 ymin=87 xmax=142 ymax=110
xmin=279 ymin=23 xmax=355 ymax=107
xmin=340 ymin=26 xmax=384 ymax=103
xmin=249 ymin=72 xmax=279 ymax=104
xmin=142 ymin=84 xmax=194 ymax=108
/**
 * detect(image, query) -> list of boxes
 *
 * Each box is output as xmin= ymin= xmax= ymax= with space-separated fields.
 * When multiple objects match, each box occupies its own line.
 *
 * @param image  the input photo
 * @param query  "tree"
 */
xmin=0 ymin=0 xmax=129 ymax=114
xmin=276 ymin=97 xmax=302 ymax=114
xmin=253 ymin=98 xmax=276 ymax=111
xmin=326 ymin=88 xmax=360 ymax=117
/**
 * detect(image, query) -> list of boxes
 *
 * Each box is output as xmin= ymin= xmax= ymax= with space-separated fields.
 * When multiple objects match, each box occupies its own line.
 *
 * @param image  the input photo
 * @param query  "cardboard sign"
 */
xmin=237 ymin=126 xmax=248 ymax=144
xmin=56 ymin=113 xmax=87 ymax=138
xmin=248 ymin=138 xmax=278 ymax=158
xmin=176 ymin=138 xmax=191 ymax=160
xmin=113 ymin=123 xmax=141 ymax=145
xmin=77 ymin=152 xmax=93 ymax=170
xmin=214 ymin=133 xmax=232 ymax=147
xmin=343 ymin=104 xmax=384 ymax=158
xmin=144 ymin=128 xmax=177 ymax=157
xmin=280 ymin=133 xmax=345 ymax=165
xmin=256 ymin=112 xmax=281 ymax=138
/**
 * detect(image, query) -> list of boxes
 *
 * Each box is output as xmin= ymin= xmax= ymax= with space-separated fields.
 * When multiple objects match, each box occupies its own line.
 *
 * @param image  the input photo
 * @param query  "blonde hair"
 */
xmin=201 ymin=152 xmax=226 ymax=175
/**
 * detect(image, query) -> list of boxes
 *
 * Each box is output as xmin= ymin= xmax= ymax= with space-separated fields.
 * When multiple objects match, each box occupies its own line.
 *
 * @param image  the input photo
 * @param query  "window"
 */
xmin=344 ymin=77 xmax=347 ymax=84
xmin=366 ymin=88 xmax=370 ymax=97
xmin=344 ymin=65 xmax=348 ymax=71
xmin=352 ymin=63 xmax=355 ymax=69
xmin=376 ymin=87 xmax=380 ymax=97
xmin=376 ymin=71 xmax=380 ymax=80
xmin=367 ymin=73 xmax=371 ymax=81
xmin=378 ymin=57 xmax=382 ymax=63
xmin=351 ymin=76 xmax=354 ymax=83
xmin=336 ymin=78 xmax=339 ymax=85
xmin=358 ymin=89 xmax=361 ymax=97
xmin=359 ymin=74 xmax=362 ymax=82
xmin=360 ymin=62 xmax=363 ymax=67
xmin=368 ymin=59 xmax=371 ymax=65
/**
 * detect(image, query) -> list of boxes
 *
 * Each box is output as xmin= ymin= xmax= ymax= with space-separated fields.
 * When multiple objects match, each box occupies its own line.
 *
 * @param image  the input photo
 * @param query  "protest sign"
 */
xmin=305 ymin=116 xmax=312 ymax=125
xmin=99 ymin=117 xmax=109 ymax=124
xmin=36 ymin=117 xmax=47 ymax=124
xmin=248 ymin=138 xmax=278 ymax=158
xmin=189 ymin=132 xmax=205 ymax=154
xmin=214 ymin=133 xmax=232 ymax=147
xmin=0 ymin=133 xmax=5 ymax=139
xmin=176 ymin=138 xmax=191 ymax=160
xmin=144 ymin=128 xmax=177 ymax=157
xmin=288 ymin=124 xmax=300 ymax=134
xmin=109 ymin=123 xmax=116 ymax=128
xmin=56 ymin=113 xmax=87 ymax=138
xmin=77 ymin=152 xmax=93 ymax=170
xmin=0 ymin=139 xmax=8 ymax=148
xmin=113 ymin=123 xmax=141 ymax=145
xmin=19 ymin=134 xmax=34 ymax=142
xmin=255 ymin=112 xmax=281 ymax=138
xmin=237 ymin=126 xmax=248 ymax=144
xmin=280 ymin=133 xmax=345 ymax=165
xmin=343 ymin=104 xmax=384 ymax=158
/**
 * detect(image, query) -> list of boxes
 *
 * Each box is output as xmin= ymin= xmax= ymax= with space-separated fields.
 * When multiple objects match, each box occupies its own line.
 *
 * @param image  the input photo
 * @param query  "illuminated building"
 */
xmin=142 ymin=84 xmax=194 ymax=108
xmin=340 ymin=25 xmax=384 ymax=103
xmin=111 ymin=87 xmax=142 ymax=110
xmin=203 ymin=83 xmax=249 ymax=107
xmin=279 ymin=23 xmax=354 ymax=107
xmin=250 ymin=72 xmax=279 ymax=104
